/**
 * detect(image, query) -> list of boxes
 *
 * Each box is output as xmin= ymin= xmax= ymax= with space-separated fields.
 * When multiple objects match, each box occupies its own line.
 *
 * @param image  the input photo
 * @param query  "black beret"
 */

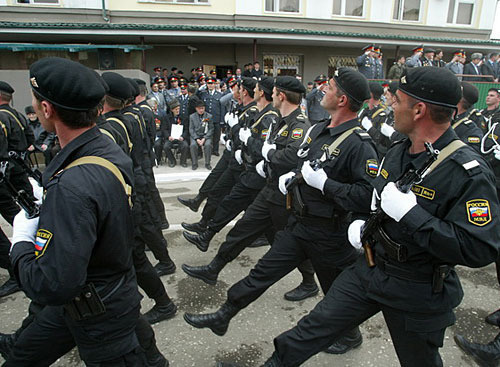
xmin=25 ymin=106 xmax=35 ymax=114
xmin=369 ymin=82 xmax=384 ymax=100
xmin=399 ymin=67 xmax=461 ymax=109
xmin=388 ymin=81 xmax=399 ymax=95
xmin=240 ymin=77 xmax=257 ymax=93
xmin=134 ymin=78 xmax=146 ymax=86
xmin=93 ymin=71 xmax=109 ymax=94
xmin=29 ymin=57 xmax=105 ymax=111
xmin=257 ymin=76 xmax=274 ymax=95
xmin=333 ymin=67 xmax=370 ymax=104
xmin=0 ymin=81 xmax=14 ymax=94
xmin=101 ymin=72 xmax=132 ymax=101
xmin=126 ymin=78 xmax=140 ymax=98
xmin=461 ymin=82 xmax=479 ymax=105
xmin=275 ymin=76 xmax=306 ymax=94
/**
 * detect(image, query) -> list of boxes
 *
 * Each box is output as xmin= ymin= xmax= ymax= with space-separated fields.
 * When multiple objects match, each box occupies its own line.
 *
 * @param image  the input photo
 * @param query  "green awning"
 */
xmin=0 ymin=43 xmax=152 ymax=52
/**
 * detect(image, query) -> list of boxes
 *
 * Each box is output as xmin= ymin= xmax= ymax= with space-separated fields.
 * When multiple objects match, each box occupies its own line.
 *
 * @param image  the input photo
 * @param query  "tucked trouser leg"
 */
xmin=198 ymin=149 xmax=230 ymax=197
xmin=200 ymin=167 xmax=240 ymax=222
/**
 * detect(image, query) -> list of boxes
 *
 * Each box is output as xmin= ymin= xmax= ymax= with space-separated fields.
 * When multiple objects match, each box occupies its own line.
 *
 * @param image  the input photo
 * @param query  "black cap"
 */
xmin=240 ymin=77 xmax=257 ymax=93
xmin=257 ymin=76 xmax=274 ymax=95
xmin=134 ymin=78 xmax=146 ymax=86
xmin=25 ymin=106 xmax=35 ymax=114
xmin=127 ymin=78 xmax=140 ymax=98
xmin=275 ymin=76 xmax=306 ymax=94
xmin=101 ymin=72 xmax=132 ymax=101
xmin=461 ymin=82 xmax=479 ymax=105
xmin=399 ymin=67 xmax=461 ymax=109
xmin=388 ymin=81 xmax=399 ymax=95
xmin=333 ymin=67 xmax=370 ymax=104
xmin=314 ymin=74 xmax=328 ymax=84
xmin=29 ymin=57 xmax=106 ymax=111
xmin=0 ymin=81 xmax=14 ymax=94
xmin=369 ymin=82 xmax=384 ymax=100
xmin=194 ymin=97 xmax=205 ymax=108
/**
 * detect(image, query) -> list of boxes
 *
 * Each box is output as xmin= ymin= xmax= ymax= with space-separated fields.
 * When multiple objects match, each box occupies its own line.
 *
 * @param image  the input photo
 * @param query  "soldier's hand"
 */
xmin=348 ymin=220 xmax=365 ymax=249
xmin=381 ymin=182 xmax=417 ymax=222
xmin=11 ymin=209 xmax=39 ymax=251
xmin=226 ymin=113 xmax=239 ymax=128
xmin=279 ymin=172 xmax=296 ymax=195
xmin=225 ymin=140 xmax=232 ymax=152
xmin=235 ymin=149 xmax=243 ymax=165
xmin=494 ymin=146 xmax=500 ymax=161
xmin=256 ymin=160 xmax=266 ymax=178
xmin=361 ymin=116 xmax=373 ymax=130
xmin=220 ymin=133 xmax=226 ymax=145
xmin=239 ymin=128 xmax=252 ymax=145
xmin=301 ymin=161 xmax=328 ymax=193
xmin=262 ymin=142 xmax=276 ymax=162
xmin=380 ymin=123 xmax=395 ymax=138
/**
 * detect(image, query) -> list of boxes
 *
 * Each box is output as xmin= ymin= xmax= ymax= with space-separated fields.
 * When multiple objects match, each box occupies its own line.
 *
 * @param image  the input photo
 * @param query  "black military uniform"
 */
xmin=452 ymin=114 xmax=484 ymax=153
xmin=305 ymin=75 xmax=329 ymax=125
xmin=262 ymin=66 xmax=500 ymax=367
xmin=360 ymin=83 xmax=391 ymax=157
xmin=7 ymin=57 xmax=166 ymax=366
xmin=183 ymin=77 xmax=278 ymax=251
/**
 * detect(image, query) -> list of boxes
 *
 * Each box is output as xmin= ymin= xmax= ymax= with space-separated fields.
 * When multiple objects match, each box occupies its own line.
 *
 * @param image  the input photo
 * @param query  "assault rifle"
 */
xmin=9 ymin=151 xmax=42 ymax=186
xmin=0 ymin=161 xmax=40 ymax=218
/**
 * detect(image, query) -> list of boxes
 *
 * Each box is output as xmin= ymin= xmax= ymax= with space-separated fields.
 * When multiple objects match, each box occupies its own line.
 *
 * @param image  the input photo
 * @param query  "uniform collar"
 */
xmin=42 ymin=125 xmax=100 ymax=187
xmin=282 ymin=107 xmax=301 ymax=124
xmin=325 ymin=117 xmax=359 ymax=136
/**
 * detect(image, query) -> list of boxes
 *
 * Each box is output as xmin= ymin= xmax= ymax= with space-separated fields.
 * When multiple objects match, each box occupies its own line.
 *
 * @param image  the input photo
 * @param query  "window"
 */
xmin=328 ymin=56 xmax=357 ymax=77
xmin=16 ymin=0 xmax=59 ymax=3
xmin=264 ymin=54 xmax=301 ymax=77
xmin=144 ymin=0 xmax=208 ymax=3
xmin=393 ymin=0 xmax=421 ymax=21
xmin=447 ymin=0 xmax=474 ymax=25
xmin=332 ymin=0 xmax=364 ymax=17
xmin=265 ymin=0 xmax=300 ymax=13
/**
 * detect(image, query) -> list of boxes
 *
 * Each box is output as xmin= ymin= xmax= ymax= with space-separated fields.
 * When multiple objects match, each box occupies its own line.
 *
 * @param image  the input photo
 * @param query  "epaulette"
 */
xmin=354 ymin=129 xmax=371 ymax=140
xmin=450 ymin=148 xmax=483 ymax=177
xmin=389 ymin=138 xmax=407 ymax=148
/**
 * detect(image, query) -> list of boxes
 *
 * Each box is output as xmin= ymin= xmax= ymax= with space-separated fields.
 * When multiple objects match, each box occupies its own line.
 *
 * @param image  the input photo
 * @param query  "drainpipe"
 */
xmin=102 ymin=0 xmax=110 ymax=23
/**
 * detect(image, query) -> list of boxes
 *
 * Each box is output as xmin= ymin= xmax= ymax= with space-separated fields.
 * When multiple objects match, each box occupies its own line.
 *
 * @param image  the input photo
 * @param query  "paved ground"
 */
xmin=0 ymin=155 xmax=499 ymax=366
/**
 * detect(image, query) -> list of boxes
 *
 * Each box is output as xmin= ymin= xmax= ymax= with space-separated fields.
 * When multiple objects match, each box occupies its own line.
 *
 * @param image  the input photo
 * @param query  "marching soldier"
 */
xmin=452 ymin=82 xmax=484 ymax=153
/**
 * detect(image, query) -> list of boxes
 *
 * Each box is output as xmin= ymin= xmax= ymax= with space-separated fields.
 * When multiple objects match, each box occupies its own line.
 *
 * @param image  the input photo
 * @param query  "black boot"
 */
xmin=154 ymin=259 xmax=176 ymax=277
xmin=182 ymin=255 xmax=227 ymax=285
xmin=455 ymin=333 xmax=500 ymax=367
xmin=184 ymin=301 xmax=239 ymax=336
xmin=248 ymin=235 xmax=270 ymax=248
xmin=0 ymin=332 xmax=15 ymax=360
xmin=324 ymin=327 xmax=363 ymax=354
xmin=261 ymin=352 xmax=283 ymax=366
xmin=284 ymin=281 xmax=319 ymax=302
xmin=0 ymin=278 xmax=20 ymax=298
xmin=177 ymin=194 xmax=204 ymax=212
xmin=486 ymin=309 xmax=500 ymax=326
xmin=144 ymin=300 xmax=177 ymax=325
xmin=183 ymin=228 xmax=216 ymax=252
xmin=181 ymin=219 xmax=208 ymax=235
xmin=160 ymin=218 xmax=170 ymax=230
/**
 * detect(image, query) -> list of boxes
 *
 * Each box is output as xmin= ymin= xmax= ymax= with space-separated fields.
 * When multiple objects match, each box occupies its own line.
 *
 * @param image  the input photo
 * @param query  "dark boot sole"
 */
xmin=177 ymin=197 xmax=200 ymax=212
xmin=284 ymin=287 xmax=319 ymax=302
xmin=324 ymin=337 xmax=363 ymax=355
xmin=182 ymin=264 xmax=217 ymax=285
xmin=183 ymin=232 xmax=209 ymax=252
xmin=183 ymin=313 xmax=227 ymax=336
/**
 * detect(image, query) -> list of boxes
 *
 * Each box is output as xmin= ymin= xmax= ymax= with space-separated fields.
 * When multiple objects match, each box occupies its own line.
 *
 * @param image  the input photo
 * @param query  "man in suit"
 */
xmin=189 ymin=99 xmax=214 ymax=170
xmin=482 ymin=53 xmax=499 ymax=82
xmin=464 ymin=53 xmax=484 ymax=82
xmin=164 ymin=99 xmax=189 ymax=167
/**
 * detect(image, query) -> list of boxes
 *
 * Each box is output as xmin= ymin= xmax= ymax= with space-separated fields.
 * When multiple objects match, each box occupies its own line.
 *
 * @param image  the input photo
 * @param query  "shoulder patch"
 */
xmin=466 ymin=199 xmax=491 ymax=226
xmin=261 ymin=129 xmax=269 ymax=140
xmin=411 ymin=185 xmax=435 ymax=200
xmin=291 ymin=128 xmax=303 ymax=139
xmin=34 ymin=229 xmax=53 ymax=258
xmin=281 ymin=130 xmax=288 ymax=137
xmin=306 ymin=136 xmax=312 ymax=144
xmin=366 ymin=159 xmax=379 ymax=177
xmin=380 ymin=168 xmax=389 ymax=179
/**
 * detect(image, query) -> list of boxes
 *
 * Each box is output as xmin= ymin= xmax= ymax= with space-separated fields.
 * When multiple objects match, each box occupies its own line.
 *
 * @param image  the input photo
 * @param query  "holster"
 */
xmin=64 ymin=283 xmax=106 ymax=321
xmin=373 ymin=226 xmax=408 ymax=262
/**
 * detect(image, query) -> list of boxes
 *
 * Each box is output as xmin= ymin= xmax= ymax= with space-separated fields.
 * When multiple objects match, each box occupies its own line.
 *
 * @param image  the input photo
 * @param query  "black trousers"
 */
xmin=207 ymin=180 xmax=262 ymax=233
xmin=227 ymin=216 xmax=357 ymax=309
xmin=132 ymin=241 xmax=169 ymax=302
xmin=216 ymin=188 xmax=315 ymax=283
xmin=198 ymin=149 xmax=230 ymax=199
xmin=201 ymin=166 xmax=242 ymax=222
xmin=164 ymin=139 xmax=189 ymax=164
xmin=153 ymin=138 xmax=164 ymax=164
xmin=142 ymin=156 xmax=168 ymax=226
xmin=273 ymin=257 xmax=452 ymax=367
xmin=6 ymin=305 xmax=145 ymax=366
xmin=212 ymin=123 xmax=221 ymax=154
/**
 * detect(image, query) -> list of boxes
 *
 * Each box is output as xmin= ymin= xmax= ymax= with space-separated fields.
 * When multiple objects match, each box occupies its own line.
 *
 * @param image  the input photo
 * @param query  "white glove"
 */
xmin=381 ymin=182 xmax=417 ymax=222
xmin=380 ymin=123 xmax=395 ymax=138
xmin=220 ymin=133 xmax=226 ymax=146
xmin=235 ymin=149 xmax=243 ymax=165
xmin=361 ymin=116 xmax=373 ymax=130
xmin=262 ymin=142 xmax=276 ymax=162
xmin=224 ymin=112 xmax=231 ymax=124
xmin=225 ymin=140 xmax=232 ymax=152
xmin=256 ymin=160 xmax=266 ymax=178
xmin=348 ymin=220 xmax=365 ymax=250
xmin=226 ymin=113 xmax=239 ymax=128
xmin=278 ymin=172 xmax=296 ymax=195
xmin=494 ymin=146 xmax=500 ymax=161
xmin=301 ymin=161 xmax=328 ymax=193
xmin=239 ymin=128 xmax=252 ymax=145
xmin=11 ymin=209 xmax=39 ymax=250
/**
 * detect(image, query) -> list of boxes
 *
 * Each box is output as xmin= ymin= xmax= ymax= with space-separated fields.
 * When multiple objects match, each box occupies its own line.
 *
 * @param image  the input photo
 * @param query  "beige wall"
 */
xmin=107 ymin=0 xmax=235 ymax=14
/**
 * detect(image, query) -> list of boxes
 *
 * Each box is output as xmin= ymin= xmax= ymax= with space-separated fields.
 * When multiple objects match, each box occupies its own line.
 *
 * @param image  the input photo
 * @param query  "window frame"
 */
xmin=138 ymin=0 xmax=210 ymax=4
xmin=15 ymin=0 xmax=60 ymax=5
xmin=264 ymin=0 xmax=302 ymax=14
xmin=392 ymin=0 xmax=422 ymax=22
xmin=332 ymin=0 xmax=365 ymax=18
xmin=446 ymin=0 xmax=475 ymax=25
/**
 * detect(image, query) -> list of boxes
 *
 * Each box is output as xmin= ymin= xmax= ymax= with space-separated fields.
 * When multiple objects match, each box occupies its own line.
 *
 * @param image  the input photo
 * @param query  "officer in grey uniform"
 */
xmin=305 ymin=75 xmax=329 ymax=125
xmin=356 ymin=44 xmax=376 ymax=79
